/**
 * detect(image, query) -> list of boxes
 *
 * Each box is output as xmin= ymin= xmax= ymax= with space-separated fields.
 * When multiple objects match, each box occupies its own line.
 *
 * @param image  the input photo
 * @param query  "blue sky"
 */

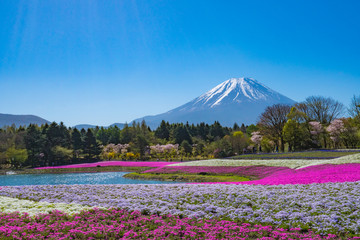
xmin=0 ymin=0 xmax=359 ymax=126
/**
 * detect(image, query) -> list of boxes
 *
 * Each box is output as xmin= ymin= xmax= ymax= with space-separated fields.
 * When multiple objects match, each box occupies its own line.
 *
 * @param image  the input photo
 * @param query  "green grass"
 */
xmin=230 ymin=151 xmax=359 ymax=159
xmin=124 ymin=172 xmax=250 ymax=182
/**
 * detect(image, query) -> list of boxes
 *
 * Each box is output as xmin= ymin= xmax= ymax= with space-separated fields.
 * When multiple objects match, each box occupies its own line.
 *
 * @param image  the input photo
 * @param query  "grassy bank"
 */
xmin=124 ymin=172 xmax=249 ymax=182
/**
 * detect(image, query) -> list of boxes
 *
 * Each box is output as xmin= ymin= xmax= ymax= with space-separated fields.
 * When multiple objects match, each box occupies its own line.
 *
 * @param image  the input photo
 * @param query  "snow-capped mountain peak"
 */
xmin=133 ymin=77 xmax=296 ymax=128
xmin=194 ymin=77 xmax=277 ymax=108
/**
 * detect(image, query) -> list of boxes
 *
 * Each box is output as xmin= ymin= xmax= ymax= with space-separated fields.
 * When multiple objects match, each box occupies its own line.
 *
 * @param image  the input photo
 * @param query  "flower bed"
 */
xmin=169 ymin=159 xmax=324 ymax=169
xmin=0 ymin=196 xmax=94 ymax=215
xmin=2 ymin=182 xmax=360 ymax=235
xmin=144 ymin=165 xmax=290 ymax=180
xmin=200 ymin=163 xmax=360 ymax=185
xmin=0 ymin=208 xmax=338 ymax=240
xmin=35 ymin=161 xmax=173 ymax=170
xmin=169 ymin=153 xmax=360 ymax=169
xmin=298 ymin=153 xmax=360 ymax=168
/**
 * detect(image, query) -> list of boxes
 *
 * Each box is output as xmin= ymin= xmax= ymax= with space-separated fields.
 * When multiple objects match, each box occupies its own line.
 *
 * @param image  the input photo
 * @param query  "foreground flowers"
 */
xmin=2 ymin=182 xmax=360 ymax=235
xmin=0 ymin=208 xmax=340 ymax=240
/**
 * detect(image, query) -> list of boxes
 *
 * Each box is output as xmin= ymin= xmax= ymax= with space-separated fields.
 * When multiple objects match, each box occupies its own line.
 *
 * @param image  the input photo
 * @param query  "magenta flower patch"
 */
xmin=0 ymin=208 xmax=341 ymax=240
xmin=35 ymin=161 xmax=173 ymax=170
xmin=196 ymin=163 xmax=360 ymax=185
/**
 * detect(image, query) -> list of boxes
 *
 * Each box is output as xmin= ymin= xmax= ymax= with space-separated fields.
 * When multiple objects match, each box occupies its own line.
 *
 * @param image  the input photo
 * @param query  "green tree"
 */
xmin=283 ymin=119 xmax=302 ymax=151
xmin=230 ymin=131 xmax=248 ymax=155
xmin=6 ymin=146 xmax=28 ymax=169
xmin=96 ymin=127 xmax=109 ymax=145
xmin=233 ymin=123 xmax=240 ymax=131
xmin=173 ymin=125 xmax=192 ymax=144
xmin=134 ymin=135 xmax=148 ymax=158
xmin=108 ymin=126 xmax=121 ymax=144
xmin=155 ymin=120 xmax=170 ymax=140
xmin=24 ymin=124 xmax=44 ymax=167
xmin=71 ymin=128 xmax=83 ymax=159
xmin=84 ymin=129 xmax=101 ymax=159
xmin=120 ymin=123 xmax=132 ymax=144
xmin=197 ymin=122 xmax=209 ymax=140
xmin=209 ymin=121 xmax=225 ymax=140
xmin=181 ymin=140 xmax=192 ymax=155
xmin=246 ymin=124 xmax=258 ymax=136
xmin=52 ymin=146 xmax=72 ymax=166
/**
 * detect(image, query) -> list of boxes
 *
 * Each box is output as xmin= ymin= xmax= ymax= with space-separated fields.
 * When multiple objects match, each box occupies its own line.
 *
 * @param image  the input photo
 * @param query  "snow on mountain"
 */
xmin=134 ymin=77 xmax=296 ymax=128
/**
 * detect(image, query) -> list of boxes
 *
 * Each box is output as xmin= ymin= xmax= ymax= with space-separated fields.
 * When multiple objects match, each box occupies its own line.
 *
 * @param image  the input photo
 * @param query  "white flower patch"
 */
xmin=169 ymin=153 xmax=360 ymax=169
xmin=0 ymin=196 xmax=96 ymax=216
xmin=169 ymin=159 xmax=322 ymax=169
xmin=299 ymin=153 xmax=360 ymax=169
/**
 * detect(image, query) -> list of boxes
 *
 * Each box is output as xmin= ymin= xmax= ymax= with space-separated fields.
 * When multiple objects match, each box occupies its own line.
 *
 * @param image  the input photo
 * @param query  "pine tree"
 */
xmin=240 ymin=123 xmax=247 ymax=133
xmin=173 ymin=125 xmax=192 ymax=144
xmin=84 ymin=129 xmax=101 ymax=159
xmin=96 ymin=127 xmax=109 ymax=145
xmin=155 ymin=120 xmax=170 ymax=140
xmin=71 ymin=128 xmax=83 ymax=152
xmin=233 ymin=123 xmax=240 ymax=131
xmin=24 ymin=124 xmax=43 ymax=167
xmin=120 ymin=123 xmax=132 ymax=143
xmin=209 ymin=121 xmax=225 ymax=140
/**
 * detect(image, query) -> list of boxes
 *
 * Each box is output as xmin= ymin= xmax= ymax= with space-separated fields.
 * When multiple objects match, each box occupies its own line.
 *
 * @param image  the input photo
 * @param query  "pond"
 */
xmin=0 ymin=172 xmax=180 ymax=186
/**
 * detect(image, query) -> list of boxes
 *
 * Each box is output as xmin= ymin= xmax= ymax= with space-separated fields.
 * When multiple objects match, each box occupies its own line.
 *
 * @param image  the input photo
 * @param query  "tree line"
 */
xmin=1 ymin=95 xmax=359 ymax=169
xmin=254 ymin=95 xmax=360 ymax=152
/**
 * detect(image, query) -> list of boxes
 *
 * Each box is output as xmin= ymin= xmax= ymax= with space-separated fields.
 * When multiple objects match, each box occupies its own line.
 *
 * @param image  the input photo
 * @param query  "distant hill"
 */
xmin=109 ymin=123 xmax=125 ymax=129
xmin=73 ymin=124 xmax=98 ymax=130
xmin=133 ymin=77 xmax=296 ymax=128
xmin=0 ymin=113 xmax=50 ymax=128
xmin=74 ymin=123 xmax=125 ymax=130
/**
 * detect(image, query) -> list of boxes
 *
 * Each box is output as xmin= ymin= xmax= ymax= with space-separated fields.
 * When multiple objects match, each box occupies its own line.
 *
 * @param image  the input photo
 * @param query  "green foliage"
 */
xmin=133 ymin=135 xmax=149 ymax=157
xmin=84 ymin=129 xmax=101 ymax=159
xmin=260 ymin=137 xmax=274 ymax=153
xmin=209 ymin=121 xmax=225 ymax=140
xmin=233 ymin=131 xmax=244 ymax=138
xmin=181 ymin=140 xmax=192 ymax=155
xmin=155 ymin=120 xmax=170 ymax=140
xmin=6 ymin=146 xmax=28 ymax=169
xmin=71 ymin=128 xmax=81 ymax=148
xmin=246 ymin=124 xmax=258 ymax=135
xmin=173 ymin=125 xmax=192 ymax=144
xmin=52 ymin=146 xmax=72 ymax=165
xmin=283 ymin=119 xmax=303 ymax=151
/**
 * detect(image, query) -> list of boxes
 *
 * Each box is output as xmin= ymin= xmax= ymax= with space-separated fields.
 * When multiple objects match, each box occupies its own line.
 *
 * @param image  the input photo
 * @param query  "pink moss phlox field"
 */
xmin=196 ymin=163 xmax=360 ymax=185
xmin=0 ymin=208 xmax=340 ymax=240
xmin=35 ymin=161 xmax=173 ymax=170
xmin=144 ymin=165 xmax=290 ymax=179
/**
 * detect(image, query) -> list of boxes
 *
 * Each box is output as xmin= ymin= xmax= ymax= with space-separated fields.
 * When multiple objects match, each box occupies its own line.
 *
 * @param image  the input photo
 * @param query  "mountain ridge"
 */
xmin=0 ymin=113 xmax=50 ymax=128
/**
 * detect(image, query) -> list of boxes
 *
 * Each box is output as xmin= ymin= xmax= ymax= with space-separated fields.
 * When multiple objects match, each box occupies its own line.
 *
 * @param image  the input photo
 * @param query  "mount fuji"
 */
xmin=134 ymin=77 xmax=296 ymax=128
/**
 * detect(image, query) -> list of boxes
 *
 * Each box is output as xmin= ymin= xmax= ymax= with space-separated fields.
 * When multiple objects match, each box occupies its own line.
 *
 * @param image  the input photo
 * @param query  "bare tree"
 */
xmin=349 ymin=95 xmax=360 ymax=119
xmin=302 ymin=96 xmax=344 ymax=124
xmin=258 ymin=104 xmax=292 ymax=152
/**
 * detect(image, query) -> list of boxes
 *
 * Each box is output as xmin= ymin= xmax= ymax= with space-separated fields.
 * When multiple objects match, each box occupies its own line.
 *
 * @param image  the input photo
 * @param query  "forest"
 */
xmin=1 ymin=95 xmax=359 ymax=169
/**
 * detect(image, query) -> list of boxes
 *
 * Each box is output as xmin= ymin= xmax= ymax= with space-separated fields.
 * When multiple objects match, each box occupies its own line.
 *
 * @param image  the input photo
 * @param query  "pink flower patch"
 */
xmin=194 ymin=163 xmax=360 ymax=185
xmin=34 ymin=161 xmax=174 ymax=170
